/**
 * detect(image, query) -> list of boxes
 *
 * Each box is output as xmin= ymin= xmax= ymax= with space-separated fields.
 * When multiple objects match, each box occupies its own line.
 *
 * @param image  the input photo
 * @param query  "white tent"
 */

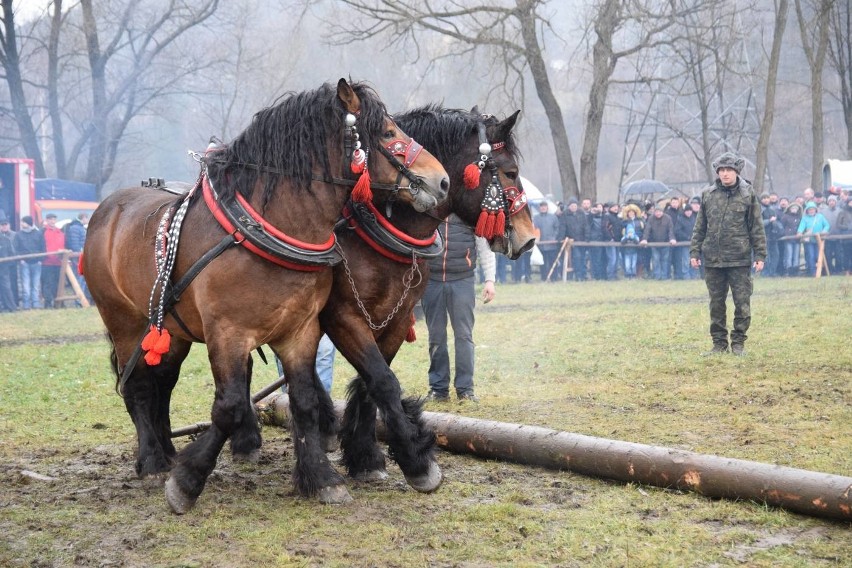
xmin=521 ymin=176 xmax=557 ymax=213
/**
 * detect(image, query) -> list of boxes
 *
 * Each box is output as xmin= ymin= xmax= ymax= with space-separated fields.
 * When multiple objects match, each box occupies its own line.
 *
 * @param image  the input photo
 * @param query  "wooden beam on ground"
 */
xmin=261 ymin=393 xmax=852 ymax=522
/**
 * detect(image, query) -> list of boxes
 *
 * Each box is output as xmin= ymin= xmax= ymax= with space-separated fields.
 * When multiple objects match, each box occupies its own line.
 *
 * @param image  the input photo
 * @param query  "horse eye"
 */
xmin=383 ymin=129 xmax=396 ymax=139
xmin=505 ymin=170 xmax=518 ymax=181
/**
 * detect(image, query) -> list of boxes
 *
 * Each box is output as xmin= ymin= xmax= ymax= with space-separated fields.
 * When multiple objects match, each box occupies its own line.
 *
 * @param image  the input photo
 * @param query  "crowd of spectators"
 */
xmin=496 ymin=185 xmax=852 ymax=283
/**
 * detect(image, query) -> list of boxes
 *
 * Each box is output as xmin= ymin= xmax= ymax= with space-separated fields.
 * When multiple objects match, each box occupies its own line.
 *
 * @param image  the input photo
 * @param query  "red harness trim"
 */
xmin=342 ymin=201 xmax=437 ymax=264
xmin=202 ymin=175 xmax=325 ymax=272
xmin=385 ymin=138 xmax=423 ymax=167
xmin=234 ymin=192 xmax=335 ymax=251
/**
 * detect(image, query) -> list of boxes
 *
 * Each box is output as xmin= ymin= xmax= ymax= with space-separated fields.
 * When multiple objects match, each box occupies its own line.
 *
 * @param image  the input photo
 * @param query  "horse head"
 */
xmin=396 ymin=105 xmax=536 ymax=260
xmin=337 ymin=79 xmax=449 ymax=213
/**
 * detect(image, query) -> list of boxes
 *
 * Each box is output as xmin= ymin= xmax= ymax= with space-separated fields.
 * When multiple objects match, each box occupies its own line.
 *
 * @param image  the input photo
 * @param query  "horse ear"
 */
xmin=496 ymin=110 xmax=521 ymax=137
xmin=470 ymin=105 xmax=479 ymax=116
xmin=337 ymin=78 xmax=361 ymax=115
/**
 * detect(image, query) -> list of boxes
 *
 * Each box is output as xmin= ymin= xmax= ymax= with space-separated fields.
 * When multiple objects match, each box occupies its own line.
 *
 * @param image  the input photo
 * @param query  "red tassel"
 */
xmin=494 ymin=209 xmax=506 ymax=238
xmin=475 ymin=210 xmax=489 ymax=237
xmin=351 ymin=160 xmax=365 ymax=174
xmin=141 ymin=325 xmax=160 ymax=351
xmin=153 ymin=328 xmax=171 ymax=354
xmin=352 ymin=168 xmax=373 ymax=203
xmin=77 ymin=252 xmax=85 ymax=276
xmin=482 ymin=212 xmax=496 ymax=239
xmin=405 ymin=313 xmax=417 ymax=343
xmin=144 ymin=350 xmax=163 ymax=366
xmin=463 ymin=163 xmax=481 ymax=189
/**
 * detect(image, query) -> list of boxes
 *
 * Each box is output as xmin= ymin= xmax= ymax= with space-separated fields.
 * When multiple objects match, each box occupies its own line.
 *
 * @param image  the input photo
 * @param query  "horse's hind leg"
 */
xmin=340 ymin=377 xmax=387 ymax=480
xmin=316 ymin=371 xmax=339 ymax=452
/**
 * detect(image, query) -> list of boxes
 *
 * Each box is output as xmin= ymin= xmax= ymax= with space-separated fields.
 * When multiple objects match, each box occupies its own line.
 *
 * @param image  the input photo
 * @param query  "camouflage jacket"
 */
xmin=690 ymin=178 xmax=767 ymax=267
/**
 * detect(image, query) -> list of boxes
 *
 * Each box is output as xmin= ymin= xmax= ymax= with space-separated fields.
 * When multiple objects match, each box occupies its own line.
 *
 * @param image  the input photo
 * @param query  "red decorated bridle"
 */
xmin=462 ymin=112 xmax=527 ymax=239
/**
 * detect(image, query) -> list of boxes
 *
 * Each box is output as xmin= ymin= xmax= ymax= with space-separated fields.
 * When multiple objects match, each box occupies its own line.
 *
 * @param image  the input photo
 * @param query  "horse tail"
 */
xmin=105 ymin=332 xmax=121 ymax=394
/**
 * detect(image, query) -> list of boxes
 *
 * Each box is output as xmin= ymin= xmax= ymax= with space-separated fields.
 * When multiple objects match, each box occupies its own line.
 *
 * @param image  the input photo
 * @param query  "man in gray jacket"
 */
xmin=690 ymin=151 xmax=767 ymax=356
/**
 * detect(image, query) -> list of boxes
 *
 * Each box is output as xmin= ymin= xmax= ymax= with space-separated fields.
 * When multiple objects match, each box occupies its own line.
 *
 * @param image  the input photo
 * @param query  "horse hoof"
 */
xmin=318 ymin=484 xmax=353 ymax=504
xmin=353 ymin=469 xmax=388 ymax=482
xmin=404 ymin=461 xmax=442 ymax=493
xmin=165 ymin=475 xmax=197 ymax=515
xmin=321 ymin=434 xmax=339 ymax=453
xmin=232 ymin=449 xmax=261 ymax=464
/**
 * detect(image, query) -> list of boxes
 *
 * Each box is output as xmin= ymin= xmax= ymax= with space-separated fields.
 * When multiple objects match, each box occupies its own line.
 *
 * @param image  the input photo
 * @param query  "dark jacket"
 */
xmin=12 ymin=227 xmax=45 ymax=264
xmin=534 ymin=211 xmax=562 ymax=251
xmin=603 ymin=211 xmax=620 ymax=242
xmin=0 ymin=233 xmax=13 ymax=259
xmin=642 ymin=212 xmax=675 ymax=243
xmin=64 ymin=219 xmax=87 ymax=252
xmin=761 ymin=204 xmax=784 ymax=241
xmin=428 ymin=214 xmax=477 ymax=282
xmin=560 ymin=210 xmax=588 ymax=242
xmin=780 ymin=205 xmax=802 ymax=237
xmin=674 ymin=211 xmax=697 ymax=242
xmin=835 ymin=204 xmax=852 ymax=234
xmin=588 ymin=212 xmax=606 ymax=241
xmin=690 ymin=178 xmax=767 ymax=267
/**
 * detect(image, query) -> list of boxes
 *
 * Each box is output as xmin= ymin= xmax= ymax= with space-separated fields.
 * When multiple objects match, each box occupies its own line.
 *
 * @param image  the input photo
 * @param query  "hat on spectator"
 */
xmin=690 ymin=196 xmax=701 ymax=204
xmin=46 ymin=213 xmax=57 ymax=219
xmin=804 ymin=201 xmax=818 ymax=212
xmin=827 ymin=195 xmax=837 ymax=203
xmin=712 ymin=151 xmax=744 ymax=174
xmin=760 ymin=192 xmax=771 ymax=199
xmin=814 ymin=191 xmax=823 ymax=198
xmin=604 ymin=201 xmax=616 ymax=209
xmin=22 ymin=215 xmax=33 ymax=226
xmin=0 ymin=216 xmax=8 ymax=224
xmin=567 ymin=198 xmax=578 ymax=206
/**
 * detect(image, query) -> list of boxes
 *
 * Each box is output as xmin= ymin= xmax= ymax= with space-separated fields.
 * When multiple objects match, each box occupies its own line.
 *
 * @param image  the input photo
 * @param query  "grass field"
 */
xmin=0 ymin=275 xmax=850 ymax=567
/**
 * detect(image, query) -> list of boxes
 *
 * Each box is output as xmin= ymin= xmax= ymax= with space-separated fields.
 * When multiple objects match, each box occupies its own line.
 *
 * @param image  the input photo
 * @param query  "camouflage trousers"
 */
xmin=703 ymin=266 xmax=753 ymax=347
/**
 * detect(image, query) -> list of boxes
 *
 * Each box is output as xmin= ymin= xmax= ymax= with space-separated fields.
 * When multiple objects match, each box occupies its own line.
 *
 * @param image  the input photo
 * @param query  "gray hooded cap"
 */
xmin=712 ymin=151 xmax=745 ymax=174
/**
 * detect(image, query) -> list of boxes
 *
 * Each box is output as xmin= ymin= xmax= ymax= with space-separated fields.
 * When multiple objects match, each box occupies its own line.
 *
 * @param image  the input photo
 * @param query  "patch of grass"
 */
xmin=0 ymin=276 xmax=849 ymax=567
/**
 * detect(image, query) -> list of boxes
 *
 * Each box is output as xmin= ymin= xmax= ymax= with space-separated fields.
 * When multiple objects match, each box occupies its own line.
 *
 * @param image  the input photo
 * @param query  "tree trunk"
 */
xmin=754 ymin=0 xmax=789 ymax=193
xmin=260 ymin=393 xmax=852 ymax=522
xmin=516 ymin=0 xmax=579 ymax=201
xmin=48 ymin=0 xmax=67 ymax=179
xmin=0 ymin=0 xmax=45 ymax=177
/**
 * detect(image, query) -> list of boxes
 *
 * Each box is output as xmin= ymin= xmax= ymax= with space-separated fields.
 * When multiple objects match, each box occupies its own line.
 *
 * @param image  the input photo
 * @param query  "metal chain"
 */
xmin=338 ymin=243 xmax=423 ymax=331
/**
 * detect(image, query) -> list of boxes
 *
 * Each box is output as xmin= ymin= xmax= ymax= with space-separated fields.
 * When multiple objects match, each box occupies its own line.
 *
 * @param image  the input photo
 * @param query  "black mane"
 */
xmin=393 ymin=104 xmax=520 ymax=169
xmin=206 ymin=82 xmax=389 ymax=210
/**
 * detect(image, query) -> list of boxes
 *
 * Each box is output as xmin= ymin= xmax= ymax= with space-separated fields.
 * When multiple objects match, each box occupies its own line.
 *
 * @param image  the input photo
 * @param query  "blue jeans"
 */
xmin=422 ymin=276 xmax=476 ymax=397
xmin=673 ymin=246 xmax=690 ymax=279
xmin=277 ymin=333 xmax=336 ymax=393
xmin=651 ymin=247 xmax=671 ymax=280
xmin=784 ymin=241 xmax=800 ymax=275
xmin=605 ymin=246 xmax=618 ymax=280
xmin=803 ymin=242 xmax=818 ymax=276
xmin=622 ymin=248 xmax=638 ymax=277
xmin=571 ymin=247 xmax=587 ymax=281
xmin=20 ymin=261 xmax=42 ymax=309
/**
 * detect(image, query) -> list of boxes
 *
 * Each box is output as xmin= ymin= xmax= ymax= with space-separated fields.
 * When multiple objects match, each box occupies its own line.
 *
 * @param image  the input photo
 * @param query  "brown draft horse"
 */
xmin=322 ymin=105 xmax=536 ymax=482
xmin=83 ymin=79 xmax=449 ymax=512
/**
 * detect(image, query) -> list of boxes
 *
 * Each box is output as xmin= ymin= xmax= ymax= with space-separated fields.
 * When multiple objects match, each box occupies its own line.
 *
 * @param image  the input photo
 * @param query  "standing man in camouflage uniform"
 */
xmin=690 ymin=151 xmax=767 ymax=356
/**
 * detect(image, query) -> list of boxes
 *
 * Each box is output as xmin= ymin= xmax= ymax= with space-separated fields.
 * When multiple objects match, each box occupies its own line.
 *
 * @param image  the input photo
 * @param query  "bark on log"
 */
xmin=262 ymin=393 xmax=852 ymax=522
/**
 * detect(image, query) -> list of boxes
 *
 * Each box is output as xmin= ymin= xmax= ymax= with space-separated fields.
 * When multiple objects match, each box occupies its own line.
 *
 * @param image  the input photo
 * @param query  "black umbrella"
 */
xmin=621 ymin=179 xmax=670 ymax=195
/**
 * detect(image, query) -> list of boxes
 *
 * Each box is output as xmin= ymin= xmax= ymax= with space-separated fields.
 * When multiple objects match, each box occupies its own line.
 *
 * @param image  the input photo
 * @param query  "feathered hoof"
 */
xmin=165 ymin=475 xmax=197 ymax=515
xmin=232 ymin=449 xmax=261 ymax=464
xmin=353 ymin=469 xmax=388 ymax=482
xmin=321 ymin=434 xmax=339 ymax=453
xmin=317 ymin=484 xmax=353 ymax=504
xmin=404 ymin=461 xmax=442 ymax=493
xmin=141 ymin=472 xmax=169 ymax=489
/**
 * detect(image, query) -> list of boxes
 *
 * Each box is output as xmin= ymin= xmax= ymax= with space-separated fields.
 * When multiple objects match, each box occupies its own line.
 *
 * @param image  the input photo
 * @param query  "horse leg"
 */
xmin=340 ymin=344 xmax=440 ymax=492
xmin=282 ymin=352 xmax=350 ymax=504
xmin=148 ymin=337 xmax=193 ymax=466
xmin=315 ymin=371 xmax=340 ymax=453
xmin=165 ymin=343 xmax=254 ymax=514
xmin=340 ymin=377 xmax=387 ymax=481
xmin=229 ymin=353 xmax=263 ymax=462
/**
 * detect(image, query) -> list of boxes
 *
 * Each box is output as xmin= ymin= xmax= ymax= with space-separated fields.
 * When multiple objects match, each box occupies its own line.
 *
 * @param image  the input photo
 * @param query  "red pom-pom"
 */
xmin=153 ymin=328 xmax=171 ymax=354
xmin=141 ymin=325 xmax=160 ymax=351
xmin=144 ymin=350 xmax=163 ymax=366
xmin=405 ymin=313 xmax=416 ymax=343
xmin=463 ymin=163 xmax=481 ymax=189
xmin=352 ymin=168 xmax=373 ymax=203
xmin=77 ymin=252 xmax=85 ymax=276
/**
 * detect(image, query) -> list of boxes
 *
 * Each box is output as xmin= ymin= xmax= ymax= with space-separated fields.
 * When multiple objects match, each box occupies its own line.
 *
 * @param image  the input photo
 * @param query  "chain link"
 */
xmin=338 ymin=243 xmax=423 ymax=331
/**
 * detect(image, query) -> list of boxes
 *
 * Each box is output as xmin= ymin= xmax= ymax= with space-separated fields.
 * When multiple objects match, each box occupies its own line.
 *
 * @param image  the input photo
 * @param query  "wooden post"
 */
xmin=257 ymin=394 xmax=852 ymax=522
xmin=545 ymin=238 xmax=571 ymax=282
xmin=54 ymin=251 xmax=89 ymax=307
xmin=814 ymin=234 xmax=829 ymax=278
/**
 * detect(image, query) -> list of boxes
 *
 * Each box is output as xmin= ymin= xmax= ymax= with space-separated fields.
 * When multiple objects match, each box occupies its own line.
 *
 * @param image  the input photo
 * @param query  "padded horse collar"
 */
xmin=203 ymin=173 xmax=341 ymax=270
xmin=342 ymin=199 xmax=444 ymax=264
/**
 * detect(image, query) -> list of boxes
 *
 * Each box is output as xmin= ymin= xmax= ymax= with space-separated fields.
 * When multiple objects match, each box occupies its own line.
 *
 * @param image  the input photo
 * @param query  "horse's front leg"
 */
xmin=282 ymin=349 xmax=350 ymax=504
xmin=165 ymin=340 xmax=256 ymax=514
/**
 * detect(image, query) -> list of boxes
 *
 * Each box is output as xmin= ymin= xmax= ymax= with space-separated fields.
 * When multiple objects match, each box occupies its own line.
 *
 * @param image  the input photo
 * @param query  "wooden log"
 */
xmin=261 ymin=393 xmax=852 ymax=521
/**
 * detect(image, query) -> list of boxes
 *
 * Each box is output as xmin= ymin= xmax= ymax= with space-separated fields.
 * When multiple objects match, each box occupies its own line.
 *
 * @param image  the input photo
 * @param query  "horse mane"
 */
xmin=393 ymin=104 xmax=521 ymax=168
xmin=205 ymin=81 xmax=389 ymax=211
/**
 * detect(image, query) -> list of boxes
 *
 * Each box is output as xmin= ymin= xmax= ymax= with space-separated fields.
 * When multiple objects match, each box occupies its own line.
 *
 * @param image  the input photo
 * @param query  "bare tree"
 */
xmin=332 ymin=0 xmax=705 ymax=202
xmin=796 ymin=0 xmax=834 ymax=190
xmin=754 ymin=0 xmax=790 ymax=193
xmin=827 ymin=0 xmax=852 ymax=158
xmin=0 ymin=0 xmax=219 ymax=196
